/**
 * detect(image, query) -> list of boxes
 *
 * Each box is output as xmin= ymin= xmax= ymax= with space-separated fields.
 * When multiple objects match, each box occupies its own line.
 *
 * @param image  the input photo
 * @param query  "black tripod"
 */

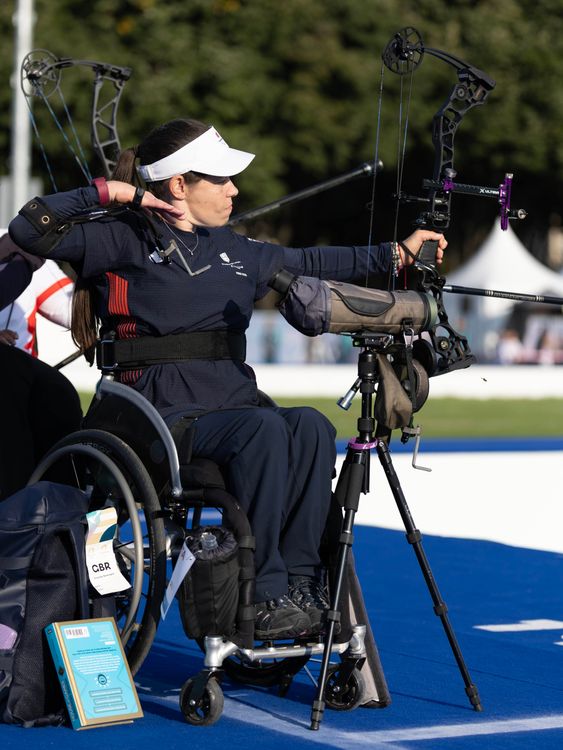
xmin=310 ymin=333 xmax=482 ymax=730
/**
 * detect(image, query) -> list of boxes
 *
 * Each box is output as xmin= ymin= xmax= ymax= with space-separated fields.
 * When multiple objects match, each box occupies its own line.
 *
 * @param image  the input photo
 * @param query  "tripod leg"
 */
xmin=310 ymin=450 xmax=367 ymax=731
xmin=376 ymin=440 xmax=482 ymax=711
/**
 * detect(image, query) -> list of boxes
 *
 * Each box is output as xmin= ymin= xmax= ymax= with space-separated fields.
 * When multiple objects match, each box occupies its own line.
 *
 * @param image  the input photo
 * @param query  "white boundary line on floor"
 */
xmin=141 ymin=691 xmax=563 ymax=748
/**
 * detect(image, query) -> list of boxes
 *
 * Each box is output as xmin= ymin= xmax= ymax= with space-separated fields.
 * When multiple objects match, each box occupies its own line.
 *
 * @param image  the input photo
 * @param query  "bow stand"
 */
xmin=309 ymin=329 xmax=483 ymax=730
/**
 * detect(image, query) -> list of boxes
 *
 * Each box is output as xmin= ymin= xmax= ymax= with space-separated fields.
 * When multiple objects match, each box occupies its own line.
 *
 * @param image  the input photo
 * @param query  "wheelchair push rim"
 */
xmin=28 ymin=429 xmax=167 ymax=675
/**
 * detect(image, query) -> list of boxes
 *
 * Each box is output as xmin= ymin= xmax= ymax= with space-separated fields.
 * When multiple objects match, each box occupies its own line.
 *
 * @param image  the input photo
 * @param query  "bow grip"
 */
xmin=417 ymin=239 xmax=438 ymax=268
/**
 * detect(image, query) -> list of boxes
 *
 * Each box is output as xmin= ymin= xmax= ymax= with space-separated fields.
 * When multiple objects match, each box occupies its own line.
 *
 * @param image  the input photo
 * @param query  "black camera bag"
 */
xmin=0 ymin=482 xmax=89 ymax=727
xmin=178 ymin=526 xmax=239 ymax=639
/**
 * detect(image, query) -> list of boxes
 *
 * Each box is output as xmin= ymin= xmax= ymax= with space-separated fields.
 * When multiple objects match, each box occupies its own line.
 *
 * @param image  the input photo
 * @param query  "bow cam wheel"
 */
xmin=21 ymin=49 xmax=62 ymax=97
xmin=382 ymin=27 xmax=424 ymax=75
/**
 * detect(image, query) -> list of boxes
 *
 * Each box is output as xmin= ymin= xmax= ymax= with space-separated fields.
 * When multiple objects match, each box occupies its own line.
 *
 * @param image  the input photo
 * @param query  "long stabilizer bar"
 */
xmin=443 ymin=284 xmax=563 ymax=307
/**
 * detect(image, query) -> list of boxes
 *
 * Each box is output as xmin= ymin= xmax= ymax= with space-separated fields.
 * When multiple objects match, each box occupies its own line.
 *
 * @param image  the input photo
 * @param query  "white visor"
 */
xmin=137 ymin=126 xmax=255 ymax=182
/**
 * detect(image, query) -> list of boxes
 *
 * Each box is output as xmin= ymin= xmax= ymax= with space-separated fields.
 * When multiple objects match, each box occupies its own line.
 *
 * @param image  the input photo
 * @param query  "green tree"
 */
xmin=1 ymin=0 xmax=563 ymax=262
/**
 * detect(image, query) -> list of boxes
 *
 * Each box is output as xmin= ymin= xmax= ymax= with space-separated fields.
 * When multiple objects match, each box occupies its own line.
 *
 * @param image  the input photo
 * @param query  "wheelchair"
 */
xmin=28 ymin=364 xmax=387 ymax=726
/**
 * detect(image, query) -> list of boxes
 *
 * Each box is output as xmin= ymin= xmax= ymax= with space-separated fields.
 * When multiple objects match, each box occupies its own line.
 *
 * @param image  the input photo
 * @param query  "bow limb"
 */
xmin=87 ymin=61 xmax=132 ymax=177
xmin=21 ymin=51 xmax=132 ymax=181
xmin=382 ymin=28 xmax=526 ymax=235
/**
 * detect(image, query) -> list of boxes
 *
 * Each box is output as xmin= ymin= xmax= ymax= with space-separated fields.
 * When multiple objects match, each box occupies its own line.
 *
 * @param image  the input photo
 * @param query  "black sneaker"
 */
xmin=288 ymin=575 xmax=335 ymax=634
xmin=254 ymin=595 xmax=311 ymax=640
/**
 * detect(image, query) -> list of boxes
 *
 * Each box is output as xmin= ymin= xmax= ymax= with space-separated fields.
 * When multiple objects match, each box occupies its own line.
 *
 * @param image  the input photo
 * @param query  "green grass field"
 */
xmin=276 ymin=397 xmax=563 ymax=438
xmin=78 ymin=392 xmax=563 ymax=439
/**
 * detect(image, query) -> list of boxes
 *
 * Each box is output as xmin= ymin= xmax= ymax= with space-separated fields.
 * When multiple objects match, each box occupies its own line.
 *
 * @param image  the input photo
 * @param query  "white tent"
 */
xmin=444 ymin=222 xmax=563 ymax=361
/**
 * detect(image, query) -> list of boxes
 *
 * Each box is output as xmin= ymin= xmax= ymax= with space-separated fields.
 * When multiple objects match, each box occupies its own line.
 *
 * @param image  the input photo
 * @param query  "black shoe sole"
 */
xmin=254 ymin=626 xmax=310 ymax=640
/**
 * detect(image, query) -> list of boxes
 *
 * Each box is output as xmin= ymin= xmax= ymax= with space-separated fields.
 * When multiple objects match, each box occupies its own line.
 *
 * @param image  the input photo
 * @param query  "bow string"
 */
xmin=20 ymin=49 xmax=132 ymax=189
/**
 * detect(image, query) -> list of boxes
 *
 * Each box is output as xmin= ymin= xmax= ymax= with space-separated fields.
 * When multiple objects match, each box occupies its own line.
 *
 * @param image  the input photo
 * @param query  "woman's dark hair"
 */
xmin=71 ymin=275 xmax=98 ymax=364
xmin=72 ymin=118 xmax=209 ymax=357
xmin=111 ymin=117 xmax=209 ymax=199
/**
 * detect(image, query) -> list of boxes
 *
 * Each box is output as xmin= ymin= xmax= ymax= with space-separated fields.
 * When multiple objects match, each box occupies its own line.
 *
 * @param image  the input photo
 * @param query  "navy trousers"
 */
xmin=191 ymin=406 xmax=337 ymax=602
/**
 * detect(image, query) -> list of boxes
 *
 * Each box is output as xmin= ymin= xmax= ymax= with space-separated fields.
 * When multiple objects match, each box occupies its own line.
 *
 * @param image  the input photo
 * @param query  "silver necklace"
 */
xmin=159 ymin=220 xmax=211 ymax=277
xmin=164 ymin=222 xmax=199 ymax=255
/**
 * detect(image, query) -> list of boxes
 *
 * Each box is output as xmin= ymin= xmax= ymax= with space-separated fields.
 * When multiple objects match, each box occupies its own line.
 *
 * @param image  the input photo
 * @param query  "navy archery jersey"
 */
xmin=9 ymin=186 xmax=392 ymax=421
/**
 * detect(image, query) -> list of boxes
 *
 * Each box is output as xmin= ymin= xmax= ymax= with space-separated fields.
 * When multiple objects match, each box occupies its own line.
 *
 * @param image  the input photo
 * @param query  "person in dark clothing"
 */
xmin=0 ymin=235 xmax=82 ymax=501
xmin=0 ymin=234 xmax=41 ymax=307
xmin=9 ymin=117 xmax=446 ymax=638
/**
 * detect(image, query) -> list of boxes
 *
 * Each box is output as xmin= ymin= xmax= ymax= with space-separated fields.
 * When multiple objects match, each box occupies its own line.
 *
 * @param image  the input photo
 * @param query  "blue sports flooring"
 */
xmin=4 ymin=523 xmax=563 ymax=749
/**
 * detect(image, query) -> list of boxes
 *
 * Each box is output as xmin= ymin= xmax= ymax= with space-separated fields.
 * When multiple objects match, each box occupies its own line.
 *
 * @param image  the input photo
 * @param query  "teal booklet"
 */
xmin=44 ymin=618 xmax=143 ymax=730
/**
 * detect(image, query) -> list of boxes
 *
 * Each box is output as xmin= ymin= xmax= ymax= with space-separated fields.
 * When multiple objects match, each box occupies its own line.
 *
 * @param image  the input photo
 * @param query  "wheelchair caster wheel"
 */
xmin=324 ymin=664 xmax=366 ymax=711
xmin=180 ymin=676 xmax=224 ymax=726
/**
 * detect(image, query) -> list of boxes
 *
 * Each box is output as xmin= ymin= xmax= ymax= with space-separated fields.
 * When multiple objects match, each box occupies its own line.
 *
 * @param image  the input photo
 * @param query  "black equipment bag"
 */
xmin=177 ymin=526 xmax=240 ymax=640
xmin=0 ymin=482 xmax=90 ymax=727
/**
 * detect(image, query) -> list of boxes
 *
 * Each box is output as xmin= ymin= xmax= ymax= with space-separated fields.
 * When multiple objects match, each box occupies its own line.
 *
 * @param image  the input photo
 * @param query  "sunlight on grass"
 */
xmin=79 ymin=392 xmax=563 ymax=439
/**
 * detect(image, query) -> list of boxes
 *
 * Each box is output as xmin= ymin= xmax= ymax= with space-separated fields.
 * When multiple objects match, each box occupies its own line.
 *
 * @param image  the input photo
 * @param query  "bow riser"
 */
xmin=423 ymin=74 xmax=495 ymax=230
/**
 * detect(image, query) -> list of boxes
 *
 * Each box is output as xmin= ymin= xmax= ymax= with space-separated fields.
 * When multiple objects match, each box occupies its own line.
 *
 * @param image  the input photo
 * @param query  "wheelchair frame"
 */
xmin=29 ymin=374 xmax=373 ymax=726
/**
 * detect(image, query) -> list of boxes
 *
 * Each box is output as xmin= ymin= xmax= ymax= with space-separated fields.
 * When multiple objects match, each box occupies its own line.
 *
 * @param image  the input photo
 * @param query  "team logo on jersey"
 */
xmin=219 ymin=252 xmax=247 ymax=277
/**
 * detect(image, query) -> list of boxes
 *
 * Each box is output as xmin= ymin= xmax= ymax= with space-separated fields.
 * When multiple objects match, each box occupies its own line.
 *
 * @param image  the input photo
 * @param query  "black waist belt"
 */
xmin=97 ymin=331 xmax=246 ymax=371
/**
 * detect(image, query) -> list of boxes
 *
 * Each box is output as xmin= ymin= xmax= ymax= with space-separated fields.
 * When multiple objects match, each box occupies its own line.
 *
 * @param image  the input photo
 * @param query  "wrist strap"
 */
xmin=399 ymin=241 xmax=417 ymax=264
xmin=131 ymin=187 xmax=145 ymax=208
xmin=92 ymin=177 xmax=110 ymax=206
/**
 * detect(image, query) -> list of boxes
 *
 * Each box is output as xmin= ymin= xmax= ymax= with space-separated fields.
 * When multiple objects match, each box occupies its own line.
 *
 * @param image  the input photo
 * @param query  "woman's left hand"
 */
xmin=398 ymin=229 xmax=447 ymax=267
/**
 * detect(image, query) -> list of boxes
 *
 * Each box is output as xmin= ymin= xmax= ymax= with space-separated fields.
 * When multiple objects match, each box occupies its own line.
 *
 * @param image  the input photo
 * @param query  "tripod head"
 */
xmin=339 ymin=333 xmax=430 ymax=448
xmin=268 ymin=271 xmax=443 ymax=450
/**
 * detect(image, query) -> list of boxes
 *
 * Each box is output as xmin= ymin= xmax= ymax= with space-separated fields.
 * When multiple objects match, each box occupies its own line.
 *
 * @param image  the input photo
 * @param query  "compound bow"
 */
xmin=377 ymin=27 xmax=534 ymax=378
xmin=20 ymin=49 xmax=132 ymax=187
xmin=382 ymin=26 xmax=527 ymax=235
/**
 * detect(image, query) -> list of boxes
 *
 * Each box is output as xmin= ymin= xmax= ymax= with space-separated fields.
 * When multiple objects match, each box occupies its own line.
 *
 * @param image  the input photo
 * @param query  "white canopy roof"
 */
xmin=443 ymin=222 xmax=563 ymax=360
xmin=446 ymin=222 xmax=563 ymax=318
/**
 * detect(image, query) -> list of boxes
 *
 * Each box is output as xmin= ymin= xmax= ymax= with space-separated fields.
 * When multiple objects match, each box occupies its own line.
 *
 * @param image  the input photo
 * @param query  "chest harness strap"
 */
xmin=96 ymin=330 xmax=246 ymax=372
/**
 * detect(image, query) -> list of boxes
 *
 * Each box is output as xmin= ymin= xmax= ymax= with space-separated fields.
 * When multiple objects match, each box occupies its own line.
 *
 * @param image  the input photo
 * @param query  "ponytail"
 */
xmin=69 ymin=146 xmax=138 ymax=362
xmin=111 ymin=146 xmax=141 ymax=186
xmin=71 ymin=276 xmax=98 ymax=365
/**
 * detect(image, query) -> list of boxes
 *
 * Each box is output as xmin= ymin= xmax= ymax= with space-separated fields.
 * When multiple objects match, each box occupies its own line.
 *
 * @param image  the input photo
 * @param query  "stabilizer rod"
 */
xmin=229 ymin=160 xmax=383 ymax=225
xmin=443 ymin=284 xmax=563 ymax=307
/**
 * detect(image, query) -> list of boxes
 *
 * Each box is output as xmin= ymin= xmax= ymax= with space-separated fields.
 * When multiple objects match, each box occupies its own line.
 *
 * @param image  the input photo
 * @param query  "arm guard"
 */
xmin=17 ymin=198 xmax=74 ymax=256
xmin=269 ymin=270 xmax=438 ymax=336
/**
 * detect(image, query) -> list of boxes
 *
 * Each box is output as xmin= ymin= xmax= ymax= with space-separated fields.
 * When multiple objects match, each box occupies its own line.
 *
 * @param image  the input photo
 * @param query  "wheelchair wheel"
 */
xmin=28 ymin=429 xmax=167 ymax=675
xmin=324 ymin=663 xmax=366 ymax=711
xmin=180 ymin=676 xmax=224 ymax=726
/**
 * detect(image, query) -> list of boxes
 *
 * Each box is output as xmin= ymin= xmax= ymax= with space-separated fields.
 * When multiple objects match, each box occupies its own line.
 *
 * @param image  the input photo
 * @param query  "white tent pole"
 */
xmin=10 ymin=0 xmax=35 ymax=221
